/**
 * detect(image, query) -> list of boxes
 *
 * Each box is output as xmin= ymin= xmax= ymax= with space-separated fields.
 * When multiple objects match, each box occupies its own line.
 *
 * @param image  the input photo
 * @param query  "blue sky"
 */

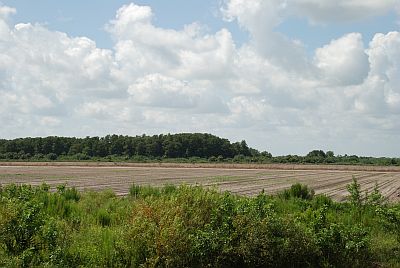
xmin=277 ymin=11 xmax=399 ymax=53
xmin=4 ymin=0 xmax=398 ymax=50
xmin=2 ymin=0 xmax=244 ymax=48
xmin=0 ymin=1 xmax=399 ymax=156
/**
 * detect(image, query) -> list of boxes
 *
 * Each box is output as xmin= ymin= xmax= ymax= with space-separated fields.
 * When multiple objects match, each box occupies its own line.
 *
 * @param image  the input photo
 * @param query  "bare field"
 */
xmin=0 ymin=162 xmax=399 ymax=202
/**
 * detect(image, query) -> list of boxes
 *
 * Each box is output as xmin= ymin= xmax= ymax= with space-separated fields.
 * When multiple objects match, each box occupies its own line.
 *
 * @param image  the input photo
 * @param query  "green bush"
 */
xmin=129 ymin=183 xmax=161 ymax=199
xmin=97 ymin=209 xmax=112 ymax=227
xmin=0 ymin=187 xmax=64 ymax=266
xmin=315 ymin=223 xmax=371 ymax=267
xmin=46 ymin=153 xmax=58 ymax=160
xmin=347 ymin=176 xmax=362 ymax=207
xmin=280 ymin=183 xmax=315 ymax=200
xmin=0 ymin=183 xmax=398 ymax=267
xmin=57 ymin=184 xmax=80 ymax=201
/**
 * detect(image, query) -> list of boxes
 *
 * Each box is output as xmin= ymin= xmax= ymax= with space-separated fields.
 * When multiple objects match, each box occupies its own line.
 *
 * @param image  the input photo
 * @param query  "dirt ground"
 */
xmin=0 ymin=162 xmax=399 ymax=202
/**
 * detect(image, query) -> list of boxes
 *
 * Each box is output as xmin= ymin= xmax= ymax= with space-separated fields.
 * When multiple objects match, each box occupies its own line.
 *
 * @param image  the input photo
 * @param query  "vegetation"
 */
xmin=0 ymin=180 xmax=399 ymax=267
xmin=0 ymin=134 xmax=255 ymax=160
xmin=0 ymin=134 xmax=399 ymax=166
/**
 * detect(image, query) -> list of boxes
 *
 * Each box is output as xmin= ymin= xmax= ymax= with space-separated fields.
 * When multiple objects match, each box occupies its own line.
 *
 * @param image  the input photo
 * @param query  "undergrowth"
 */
xmin=0 ymin=180 xmax=399 ymax=267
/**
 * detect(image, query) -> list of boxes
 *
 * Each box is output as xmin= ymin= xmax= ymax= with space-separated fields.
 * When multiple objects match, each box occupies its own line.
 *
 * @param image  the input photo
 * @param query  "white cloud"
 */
xmin=128 ymin=74 xmax=200 ymax=108
xmin=225 ymin=96 xmax=270 ymax=127
xmin=314 ymin=33 xmax=369 ymax=86
xmin=0 ymin=5 xmax=15 ymax=19
xmin=222 ymin=0 xmax=284 ymax=31
xmin=40 ymin=116 xmax=61 ymax=127
xmin=76 ymin=100 xmax=140 ymax=123
xmin=109 ymin=3 xmax=237 ymax=84
xmin=0 ymin=6 xmax=14 ymax=40
xmin=107 ymin=3 xmax=153 ymax=38
xmin=366 ymin=31 xmax=400 ymax=114
xmin=221 ymin=0 xmax=309 ymax=71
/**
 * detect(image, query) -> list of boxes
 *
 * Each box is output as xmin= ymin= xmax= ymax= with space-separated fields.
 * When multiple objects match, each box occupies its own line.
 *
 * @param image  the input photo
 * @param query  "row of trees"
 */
xmin=0 ymin=134 xmax=398 ymax=165
xmin=272 ymin=150 xmax=400 ymax=165
xmin=0 ymin=133 xmax=256 ymax=160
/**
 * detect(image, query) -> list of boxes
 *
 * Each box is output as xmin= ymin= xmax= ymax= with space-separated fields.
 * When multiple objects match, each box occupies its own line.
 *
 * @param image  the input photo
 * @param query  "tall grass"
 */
xmin=0 ymin=181 xmax=399 ymax=267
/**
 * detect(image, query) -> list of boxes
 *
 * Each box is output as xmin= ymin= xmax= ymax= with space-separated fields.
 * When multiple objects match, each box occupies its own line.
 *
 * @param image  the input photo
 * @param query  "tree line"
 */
xmin=0 ymin=133 xmax=256 ymax=160
xmin=0 ymin=134 xmax=398 ymax=165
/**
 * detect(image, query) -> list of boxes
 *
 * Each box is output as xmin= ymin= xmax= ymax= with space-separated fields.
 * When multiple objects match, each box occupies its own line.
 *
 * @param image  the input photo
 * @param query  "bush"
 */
xmin=376 ymin=206 xmax=400 ymax=243
xmin=57 ymin=184 xmax=80 ymax=201
xmin=129 ymin=183 xmax=160 ymax=198
xmin=280 ymin=183 xmax=315 ymax=200
xmin=347 ymin=176 xmax=362 ymax=207
xmin=46 ymin=153 xmax=58 ymax=161
xmin=0 ymin=187 xmax=63 ymax=266
xmin=0 ymin=183 xmax=397 ymax=267
xmin=97 ymin=209 xmax=112 ymax=227
xmin=315 ymin=223 xmax=371 ymax=267
xmin=162 ymin=184 xmax=178 ymax=195
xmin=73 ymin=153 xmax=90 ymax=160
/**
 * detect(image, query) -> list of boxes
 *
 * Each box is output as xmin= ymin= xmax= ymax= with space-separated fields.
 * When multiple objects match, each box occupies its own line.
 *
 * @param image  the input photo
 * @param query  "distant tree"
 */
xmin=307 ymin=150 xmax=326 ymax=158
xmin=46 ymin=153 xmax=58 ymax=161
xmin=136 ymin=141 xmax=146 ymax=156
xmin=326 ymin=151 xmax=334 ymax=158
xmin=261 ymin=151 xmax=272 ymax=158
xmin=164 ymin=141 xmax=183 ymax=158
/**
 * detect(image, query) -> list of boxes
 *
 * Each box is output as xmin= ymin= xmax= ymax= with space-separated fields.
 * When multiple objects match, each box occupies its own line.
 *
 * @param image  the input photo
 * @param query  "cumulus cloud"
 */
xmin=128 ymin=74 xmax=200 ymax=108
xmin=0 ymin=2 xmax=399 ymax=156
xmin=225 ymin=96 xmax=270 ymax=127
xmin=109 ymin=3 xmax=237 ymax=83
xmin=0 ymin=16 xmax=122 ymax=139
xmin=314 ymin=33 xmax=369 ymax=86
xmin=108 ymin=3 xmax=152 ymax=36
xmin=0 ymin=6 xmax=14 ymax=40
xmin=366 ymin=31 xmax=400 ymax=113
xmin=221 ymin=0 xmax=309 ymax=71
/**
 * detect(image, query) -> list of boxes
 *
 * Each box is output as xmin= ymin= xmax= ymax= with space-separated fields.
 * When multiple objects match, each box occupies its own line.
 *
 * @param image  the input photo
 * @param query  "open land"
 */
xmin=0 ymin=162 xmax=399 ymax=202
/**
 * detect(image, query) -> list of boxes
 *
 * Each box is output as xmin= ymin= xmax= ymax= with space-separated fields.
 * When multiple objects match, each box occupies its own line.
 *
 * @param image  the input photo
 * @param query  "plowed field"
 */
xmin=1 ymin=162 xmax=399 ymax=202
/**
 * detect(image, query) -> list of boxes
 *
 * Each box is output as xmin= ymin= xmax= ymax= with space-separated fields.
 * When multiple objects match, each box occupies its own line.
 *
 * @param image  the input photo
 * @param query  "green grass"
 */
xmin=0 ymin=181 xmax=399 ymax=267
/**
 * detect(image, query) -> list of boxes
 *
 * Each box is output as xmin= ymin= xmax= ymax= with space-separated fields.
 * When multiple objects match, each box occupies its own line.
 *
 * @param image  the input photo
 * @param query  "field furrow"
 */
xmin=0 ymin=163 xmax=399 ymax=202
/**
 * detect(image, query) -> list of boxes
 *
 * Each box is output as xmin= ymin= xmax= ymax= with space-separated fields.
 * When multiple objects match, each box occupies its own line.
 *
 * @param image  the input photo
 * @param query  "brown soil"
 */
xmin=0 ymin=162 xmax=399 ymax=202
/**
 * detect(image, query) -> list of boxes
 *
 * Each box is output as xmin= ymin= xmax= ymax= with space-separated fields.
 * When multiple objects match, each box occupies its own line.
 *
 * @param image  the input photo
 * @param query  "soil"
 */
xmin=0 ymin=162 xmax=399 ymax=202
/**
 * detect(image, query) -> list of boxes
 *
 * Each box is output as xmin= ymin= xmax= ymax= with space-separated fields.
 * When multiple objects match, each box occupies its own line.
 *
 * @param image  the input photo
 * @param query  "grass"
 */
xmin=0 ymin=181 xmax=399 ymax=267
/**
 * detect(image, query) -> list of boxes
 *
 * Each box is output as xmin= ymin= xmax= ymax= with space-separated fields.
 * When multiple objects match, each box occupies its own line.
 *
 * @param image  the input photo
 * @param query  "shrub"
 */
xmin=366 ymin=183 xmax=386 ymax=207
xmin=280 ymin=183 xmax=315 ymax=200
xmin=97 ymin=209 xmax=112 ymax=227
xmin=0 ymin=197 xmax=62 ymax=265
xmin=347 ymin=176 xmax=362 ymax=207
xmin=129 ymin=183 xmax=160 ymax=199
xmin=33 ymin=153 xmax=45 ymax=160
xmin=0 ymin=183 xmax=398 ymax=267
xmin=57 ymin=184 xmax=80 ymax=201
xmin=162 ymin=184 xmax=177 ymax=195
xmin=46 ymin=153 xmax=58 ymax=161
xmin=74 ymin=153 xmax=90 ymax=161
xmin=315 ymin=223 xmax=371 ymax=267
xmin=376 ymin=206 xmax=400 ymax=243
xmin=312 ymin=194 xmax=333 ymax=209
xmin=129 ymin=183 xmax=141 ymax=198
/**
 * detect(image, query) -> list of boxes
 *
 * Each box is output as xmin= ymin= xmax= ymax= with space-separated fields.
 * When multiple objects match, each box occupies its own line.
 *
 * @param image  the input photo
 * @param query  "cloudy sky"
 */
xmin=0 ymin=0 xmax=399 ymax=157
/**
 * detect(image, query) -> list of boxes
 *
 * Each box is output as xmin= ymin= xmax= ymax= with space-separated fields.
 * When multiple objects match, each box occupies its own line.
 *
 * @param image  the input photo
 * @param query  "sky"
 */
xmin=0 ymin=1 xmax=399 ymax=157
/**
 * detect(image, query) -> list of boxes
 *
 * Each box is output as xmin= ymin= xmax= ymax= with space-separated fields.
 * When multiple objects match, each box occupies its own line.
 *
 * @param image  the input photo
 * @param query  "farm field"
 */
xmin=0 ymin=162 xmax=399 ymax=202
